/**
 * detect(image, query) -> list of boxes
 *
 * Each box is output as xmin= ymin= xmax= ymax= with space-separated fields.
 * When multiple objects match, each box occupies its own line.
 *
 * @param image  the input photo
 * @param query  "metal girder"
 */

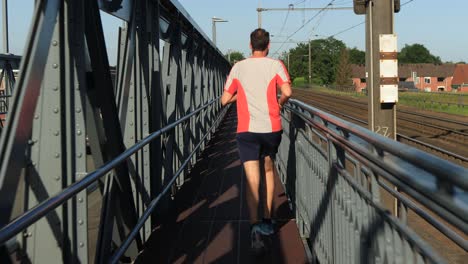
xmin=84 ymin=0 xmax=141 ymax=262
xmin=0 ymin=0 xmax=60 ymax=227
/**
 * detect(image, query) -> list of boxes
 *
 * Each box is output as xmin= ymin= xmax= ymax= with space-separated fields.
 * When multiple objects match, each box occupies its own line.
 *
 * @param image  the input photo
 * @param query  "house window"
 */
xmin=424 ymin=77 xmax=431 ymax=84
xmin=437 ymin=86 xmax=445 ymax=91
xmin=360 ymin=78 xmax=366 ymax=83
xmin=437 ymin=77 xmax=444 ymax=82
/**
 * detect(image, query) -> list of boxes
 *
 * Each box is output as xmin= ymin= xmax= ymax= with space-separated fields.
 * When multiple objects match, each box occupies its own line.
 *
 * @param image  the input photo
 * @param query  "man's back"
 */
xmin=224 ymin=57 xmax=290 ymax=133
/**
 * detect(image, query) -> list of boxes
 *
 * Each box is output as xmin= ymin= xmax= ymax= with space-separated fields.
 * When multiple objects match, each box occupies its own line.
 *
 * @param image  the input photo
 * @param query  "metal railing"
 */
xmin=277 ymin=99 xmax=468 ymax=264
xmin=0 ymin=98 xmax=228 ymax=258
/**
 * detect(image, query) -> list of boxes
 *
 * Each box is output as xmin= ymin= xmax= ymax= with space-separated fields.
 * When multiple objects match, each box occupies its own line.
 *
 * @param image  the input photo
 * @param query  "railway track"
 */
xmin=294 ymin=89 xmax=468 ymax=167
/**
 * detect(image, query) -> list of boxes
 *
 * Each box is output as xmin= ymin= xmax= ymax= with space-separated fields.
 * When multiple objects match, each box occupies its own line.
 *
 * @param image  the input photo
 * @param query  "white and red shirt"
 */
xmin=224 ymin=57 xmax=290 ymax=133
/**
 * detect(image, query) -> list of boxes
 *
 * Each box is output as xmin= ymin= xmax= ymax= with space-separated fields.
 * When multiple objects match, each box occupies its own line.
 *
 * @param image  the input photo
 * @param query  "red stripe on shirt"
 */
xmin=267 ymin=77 xmax=282 ymax=132
xmin=236 ymin=85 xmax=250 ymax=133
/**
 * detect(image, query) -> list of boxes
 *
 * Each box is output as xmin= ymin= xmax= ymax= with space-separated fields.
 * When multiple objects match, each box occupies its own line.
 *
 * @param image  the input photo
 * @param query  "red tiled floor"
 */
xmin=135 ymin=107 xmax=309 ymax=264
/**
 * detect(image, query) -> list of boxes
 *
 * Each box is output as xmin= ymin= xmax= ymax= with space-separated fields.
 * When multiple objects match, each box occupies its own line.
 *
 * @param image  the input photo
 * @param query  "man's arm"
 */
xmin=221 ymin=91 xmax=237 ymax=106
xmin=278 ymin=83 xmax=292 ymax=109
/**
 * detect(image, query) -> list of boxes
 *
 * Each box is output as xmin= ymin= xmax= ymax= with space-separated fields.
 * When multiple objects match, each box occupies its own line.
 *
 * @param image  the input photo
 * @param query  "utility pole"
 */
xmin=212 ymin=17 xmax=228 ymax=46
xmin=308 ymin=40 xmax=311 ymax=84
xmin=355 ymin=0 xmax=399 ymax=139
xmin=2 ymin=0 xmax=8 ymax=53
xmin=354 ymin=0 xmax=400 ymax=217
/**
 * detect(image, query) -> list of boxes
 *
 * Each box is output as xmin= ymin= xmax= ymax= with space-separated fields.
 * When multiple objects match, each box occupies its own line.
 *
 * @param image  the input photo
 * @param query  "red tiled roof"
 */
xmin=350 ymin=64 xmax=457 ymax=78
xmin=452 ymin=64 xmax=468 ymax=85
xmin=398 ymin=64 xmax=456 ymax=78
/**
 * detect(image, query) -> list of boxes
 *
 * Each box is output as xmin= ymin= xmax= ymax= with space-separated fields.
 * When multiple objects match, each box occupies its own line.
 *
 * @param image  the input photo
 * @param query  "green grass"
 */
xmin=398 ymin=93 xmax=468 ymax=116
xmin=295 ymin=86 xmax=468 ymax=116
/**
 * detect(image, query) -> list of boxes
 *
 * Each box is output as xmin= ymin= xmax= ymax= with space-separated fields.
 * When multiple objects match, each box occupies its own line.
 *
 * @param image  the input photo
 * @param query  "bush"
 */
xmin=293 ymin=77 xmax=308 ymax=88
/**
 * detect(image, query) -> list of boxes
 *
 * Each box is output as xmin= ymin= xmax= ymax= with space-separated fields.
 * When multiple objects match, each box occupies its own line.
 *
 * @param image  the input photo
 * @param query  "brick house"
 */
xmin=351 ymin=64 xmax=366 ymax=92
xmin=351 ymin=64 xmax=466 ymax=92
xmin=451 ymin=64 xmax=468 ymax=92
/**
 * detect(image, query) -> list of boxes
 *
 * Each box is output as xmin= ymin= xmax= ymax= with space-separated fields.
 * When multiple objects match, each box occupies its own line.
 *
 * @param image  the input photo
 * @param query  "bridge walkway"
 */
xmin=134 ymin=108 xmax=309 ymax=263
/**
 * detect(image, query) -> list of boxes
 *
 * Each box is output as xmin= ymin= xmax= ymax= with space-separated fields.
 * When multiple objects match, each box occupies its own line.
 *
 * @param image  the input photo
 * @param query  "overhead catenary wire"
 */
xmin=275 ymin=6 xmax=292 ymax=39
xmin=271 ymin=0 xmax=337 ymax=56
xmin=326 ymin=0 xmax=417 ymax=38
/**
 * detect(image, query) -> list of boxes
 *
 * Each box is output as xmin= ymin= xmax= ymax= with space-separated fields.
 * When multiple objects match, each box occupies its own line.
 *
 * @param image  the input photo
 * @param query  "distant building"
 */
xmin=451 ymin=64 xmax=468 ymax=92
xmin=351 ymin=64 xmax=366 ymax=92
xmin=350 ymin=63 xmax=468 ymax=93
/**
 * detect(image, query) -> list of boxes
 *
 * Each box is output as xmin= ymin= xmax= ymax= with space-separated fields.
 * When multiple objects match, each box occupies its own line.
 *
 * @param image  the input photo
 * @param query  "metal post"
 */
xmin=308 ymin=40 xmax=311 ymax=84
xmin=211 ymin=17 xmax=227 ymax=46
xmin=365 ymin=0 xmax=398 ymax=217
xmin=212 ymin=19 xmax=216 ymax=46
xmin=2 ymin=0 xmax=8 ymax=53
xmin=366 ymin=0 xmax=396 ymax=140
xmin=258 ymin=10 xmax=262 ymax=28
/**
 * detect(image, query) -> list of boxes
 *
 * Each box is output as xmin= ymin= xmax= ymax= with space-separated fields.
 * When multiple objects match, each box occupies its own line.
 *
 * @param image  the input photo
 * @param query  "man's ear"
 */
xmin=249 ymin=42 xmax=252 ymax=50
xmin=268 ymin=42 xmax=271 ymax=49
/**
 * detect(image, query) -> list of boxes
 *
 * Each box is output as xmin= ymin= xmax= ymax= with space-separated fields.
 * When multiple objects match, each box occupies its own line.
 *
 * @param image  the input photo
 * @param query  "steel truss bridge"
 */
xmin=0 ymin=0 xmax=466 ymax=263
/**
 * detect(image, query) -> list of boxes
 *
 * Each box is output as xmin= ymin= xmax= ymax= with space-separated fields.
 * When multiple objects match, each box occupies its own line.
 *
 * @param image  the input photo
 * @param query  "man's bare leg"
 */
xmin=243 ymin=160 xmax=260 ymax=224
xmin=263 ymin=156 xmax=275 ymax=219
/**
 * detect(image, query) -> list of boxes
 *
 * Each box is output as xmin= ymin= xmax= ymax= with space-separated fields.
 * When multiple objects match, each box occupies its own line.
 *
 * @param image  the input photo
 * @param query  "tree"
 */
xmin=335 ymin=48 xmax=352 ymax=86
xmin=349 ymin=47 xmax=365 ymax=65
xmin=398 ymin=44 xmax=442 ymax=64
xmin=285 ymin=37 xmax=346 ymax=85
xmin=226 ymin=50 xmax=245 ymax=64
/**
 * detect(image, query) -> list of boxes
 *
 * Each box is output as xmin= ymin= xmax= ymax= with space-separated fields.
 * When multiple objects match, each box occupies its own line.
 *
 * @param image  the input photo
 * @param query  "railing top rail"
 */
xmin=0 ymin=98 xmax=218 ymax=245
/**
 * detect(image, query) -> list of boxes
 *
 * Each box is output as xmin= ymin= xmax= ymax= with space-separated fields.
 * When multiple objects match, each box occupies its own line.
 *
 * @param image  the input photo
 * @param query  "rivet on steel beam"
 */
xmin=54 ymin=131 xmax=60 ymax=136
xmin=130 ymin=109 xmax=134 ymax=112
xmin=130 ymin=96 xmax=133 ymax=99
xmin=76 ymin=108 xmax=82 ymax=113
xmin=52 ymin=40 xmax=58 ymax=46
xmin=77 ymin=130 xmax=82 ymax=135
xmin=79 ymin=242 xmax=84 ymax=248
xmin=144 ymin=122 xmax=147 ymax=126
xmin=27 ymin=232 xmax=32 ymax=237
xmin=78 ymin=197 xmax=83 ymax=203
xmin=130 ymin=136 xmax=134 ymax=139
xmin=78 ymin=219 xmax=83 ymax=225
xmin=55 ymin=176 xmax=60 ymax=181
xmin=52 ymin=63 xmax=58 ymax=69
xmin=34 ymin=114 xmax=39 ymax=119
xmin=55 ymin=153 xmax=60 ymax=158
xmin=77 ymin=153 xmax=83 ymax=158
xmin=53 ymin=108 xmax=59 ymax=113
xmin=28 ymin=139 xmax=34 ymax=145
xmin=53 ymin=86 xmax=59 ymax=91
xmin=130 ymin=122 xmax=134 ymax=126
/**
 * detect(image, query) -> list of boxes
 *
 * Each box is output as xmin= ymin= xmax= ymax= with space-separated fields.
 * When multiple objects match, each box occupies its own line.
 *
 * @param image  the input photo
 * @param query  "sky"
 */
xmin=3 ymin=0 xmax=468 ymax=65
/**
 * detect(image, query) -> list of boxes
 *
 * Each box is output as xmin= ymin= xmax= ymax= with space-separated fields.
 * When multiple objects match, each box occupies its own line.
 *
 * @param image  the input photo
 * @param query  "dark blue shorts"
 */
xmin=236 ymin=131 xmax=282 ymax=163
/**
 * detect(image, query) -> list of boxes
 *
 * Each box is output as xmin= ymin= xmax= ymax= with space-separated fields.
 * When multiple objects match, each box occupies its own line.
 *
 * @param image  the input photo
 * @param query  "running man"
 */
xmin=220 ymin=28 xmax=292 ymax=252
